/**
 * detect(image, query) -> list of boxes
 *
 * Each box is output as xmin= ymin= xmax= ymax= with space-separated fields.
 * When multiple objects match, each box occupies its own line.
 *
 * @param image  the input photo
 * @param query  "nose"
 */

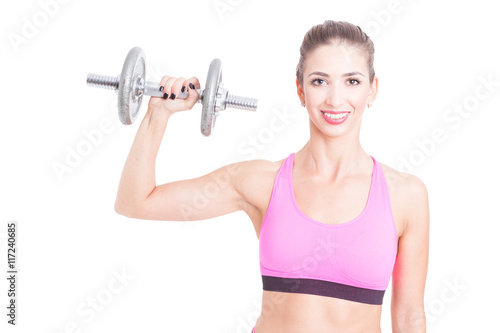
xmin=325 ymin=84 xmax=344 ymax=108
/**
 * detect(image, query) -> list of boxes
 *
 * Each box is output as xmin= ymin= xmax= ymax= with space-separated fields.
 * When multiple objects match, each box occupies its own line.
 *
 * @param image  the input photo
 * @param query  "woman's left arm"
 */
xmin=391 ymin=175 xmax=430 ymax=333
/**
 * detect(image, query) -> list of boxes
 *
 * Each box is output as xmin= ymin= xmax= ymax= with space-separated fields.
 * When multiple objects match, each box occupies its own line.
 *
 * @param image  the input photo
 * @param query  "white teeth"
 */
xmin=322 ymin=112 xmax=349 ymax=120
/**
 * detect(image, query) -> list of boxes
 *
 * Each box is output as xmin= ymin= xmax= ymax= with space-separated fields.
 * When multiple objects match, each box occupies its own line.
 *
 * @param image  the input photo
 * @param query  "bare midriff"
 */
xmin=253 ymin=290 xmax=383 ymax=333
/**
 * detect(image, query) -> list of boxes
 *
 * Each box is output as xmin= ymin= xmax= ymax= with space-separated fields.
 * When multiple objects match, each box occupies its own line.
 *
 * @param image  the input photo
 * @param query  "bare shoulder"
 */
xmin=379 ymin=162 xmax=429 ymax=235
xmin=231 ymin=157 xmax=285 ymax=216
xmin=379 ymin=162 xmax=427 ymax=195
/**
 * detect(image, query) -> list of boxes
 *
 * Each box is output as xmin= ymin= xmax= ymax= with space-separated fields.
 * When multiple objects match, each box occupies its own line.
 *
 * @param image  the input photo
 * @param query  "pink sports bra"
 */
xmin=259 ymin=153 xmax=398 ymax=305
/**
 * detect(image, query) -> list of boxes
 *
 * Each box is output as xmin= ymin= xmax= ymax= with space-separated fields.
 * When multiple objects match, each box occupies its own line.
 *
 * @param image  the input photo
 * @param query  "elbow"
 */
xmin=114 ymin=200 xmax=132 ymax=218
xmin=114 ymin=198 xmax=141 ymax=218
xmin=115 ymin=188 xmax=155 ymax=219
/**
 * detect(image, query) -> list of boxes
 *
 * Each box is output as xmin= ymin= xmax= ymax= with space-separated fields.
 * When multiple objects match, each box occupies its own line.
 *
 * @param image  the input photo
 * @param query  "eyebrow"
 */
xmin=307 ymin=71 xmax=365 ymax=78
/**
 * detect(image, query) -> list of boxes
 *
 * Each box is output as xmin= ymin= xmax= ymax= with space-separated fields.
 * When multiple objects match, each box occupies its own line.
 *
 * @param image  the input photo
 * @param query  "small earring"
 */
xmin=301 ymin=100 xmax=306 ymax=107
xmin=367 ymin=102 xmax=372 ymax=108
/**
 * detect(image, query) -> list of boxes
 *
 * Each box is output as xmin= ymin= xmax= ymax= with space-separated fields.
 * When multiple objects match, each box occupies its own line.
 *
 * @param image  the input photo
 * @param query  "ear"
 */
xmin=368 ymin=75 xmax=379 ymax=105
xmin=296 ymin=79 xmax=304 ymax=101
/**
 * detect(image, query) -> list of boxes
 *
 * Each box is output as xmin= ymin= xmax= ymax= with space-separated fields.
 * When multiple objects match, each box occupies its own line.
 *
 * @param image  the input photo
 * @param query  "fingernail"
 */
xmin=163 ymin=93 xmax=168 ymax=99
xmin=189 ymin=83 xmax=195 ymax=90
xmin=159 ymin=86 xmax=164 ymax=92
xmin=170 ymin=93 xmax=176 ymax=100
xmin=181 ymin=86 xmax=186 ymax=93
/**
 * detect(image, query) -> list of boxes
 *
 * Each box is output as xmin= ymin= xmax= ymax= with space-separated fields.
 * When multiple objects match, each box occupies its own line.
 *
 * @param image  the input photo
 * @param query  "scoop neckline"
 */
xmin=288 ymin=152 xmax=376 ymax=228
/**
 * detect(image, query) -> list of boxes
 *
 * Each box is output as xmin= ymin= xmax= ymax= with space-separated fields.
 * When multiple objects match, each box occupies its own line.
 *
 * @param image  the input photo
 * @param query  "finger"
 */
xmin=184 ymin=77 xmax=201 ymax=103
xmin=158 ymin=75 xmax=171 ymax=95
xmin=169 ymin=77 xmax=186 ymax=100
xmin=163 ymin=76 xmax=177 ymax=99
xmin=185 ymin=76 xmax=201 ymax=90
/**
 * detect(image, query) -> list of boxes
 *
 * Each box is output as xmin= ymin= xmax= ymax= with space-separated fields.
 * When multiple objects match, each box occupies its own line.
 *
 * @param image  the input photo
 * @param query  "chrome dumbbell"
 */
xmin=87 ymin=47 xmax=258 ymax=136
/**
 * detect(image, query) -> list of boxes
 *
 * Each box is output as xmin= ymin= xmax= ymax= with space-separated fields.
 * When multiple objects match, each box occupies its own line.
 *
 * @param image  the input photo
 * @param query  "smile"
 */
xmin=321 ymin=111 xmax=349 ymax=120
xmin=320 ymin=111 xmax=350 ymax=124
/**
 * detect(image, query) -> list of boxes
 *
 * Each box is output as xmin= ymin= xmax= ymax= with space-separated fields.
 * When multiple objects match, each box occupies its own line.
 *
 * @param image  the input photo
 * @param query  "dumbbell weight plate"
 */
xmin=118 ymin=47 xmax=145 ymax=125
xmin=201 ymin=59 xmax=222 ymax=136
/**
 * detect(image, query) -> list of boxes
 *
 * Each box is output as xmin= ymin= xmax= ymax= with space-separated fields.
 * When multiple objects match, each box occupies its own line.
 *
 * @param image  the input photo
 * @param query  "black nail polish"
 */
xmin=163 ymin=93 xmax=168 ymax=99
xmin=189 ymin=83 xmax=195 ymax=90
xmin=170 ymin=93 xmax=176 ymax=100
xmin=159 ymin=86 xmax=164 ymax=92
xmin=181 ymin=86 xmax=186 ymax=93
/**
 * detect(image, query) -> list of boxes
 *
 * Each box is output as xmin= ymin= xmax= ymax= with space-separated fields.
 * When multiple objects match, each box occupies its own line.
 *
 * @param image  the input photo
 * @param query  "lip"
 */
xmin=321 ymin=111 xmax=351 ymax=114
xmin=321 ymin=110 xmax=350 ymax=125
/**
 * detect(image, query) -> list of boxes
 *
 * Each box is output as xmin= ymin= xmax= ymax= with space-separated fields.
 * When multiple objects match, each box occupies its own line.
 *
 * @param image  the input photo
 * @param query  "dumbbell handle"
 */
xmin=140 ymin=79 xmax=197 ymax=99
xmin=87 ymin=73 xmax=258 ymax=111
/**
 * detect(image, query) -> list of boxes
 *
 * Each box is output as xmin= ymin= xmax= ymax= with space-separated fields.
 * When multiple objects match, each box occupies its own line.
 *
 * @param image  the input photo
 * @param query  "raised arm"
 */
xmin=391 ymin=174 xmax=430 ymax=332
xmin=114 ymin=75 xmax=245 ymax=221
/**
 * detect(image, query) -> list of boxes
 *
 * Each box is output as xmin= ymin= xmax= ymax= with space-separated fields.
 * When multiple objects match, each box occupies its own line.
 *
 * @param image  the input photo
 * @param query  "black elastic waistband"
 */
xmin=262 ymin=275 xmax=385 ymax=305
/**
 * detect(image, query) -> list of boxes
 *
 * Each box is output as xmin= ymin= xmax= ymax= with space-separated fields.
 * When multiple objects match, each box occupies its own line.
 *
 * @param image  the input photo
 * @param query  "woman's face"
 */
xmin=297 ymin=41 xmax=378 ymax=137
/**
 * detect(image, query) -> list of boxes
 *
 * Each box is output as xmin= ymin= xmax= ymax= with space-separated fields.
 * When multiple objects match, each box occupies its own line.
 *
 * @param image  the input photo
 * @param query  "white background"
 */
xmin=1 ymin=0 xmax=499 ymax=332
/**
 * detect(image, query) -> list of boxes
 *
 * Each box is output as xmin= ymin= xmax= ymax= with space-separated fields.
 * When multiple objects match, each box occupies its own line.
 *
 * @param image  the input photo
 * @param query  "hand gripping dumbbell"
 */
xmin=86 ymin=47 xmax=258 ymax=136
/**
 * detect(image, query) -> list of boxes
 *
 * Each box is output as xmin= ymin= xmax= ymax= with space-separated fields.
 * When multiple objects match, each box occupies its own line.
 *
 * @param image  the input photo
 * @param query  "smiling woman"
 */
xmin=114 ymin=19 xmax=429 ymax=333
xmin=251 ymin=20 xmax=429 ymax=333
xmin=295 ymin=21 xmax=377 ymax=137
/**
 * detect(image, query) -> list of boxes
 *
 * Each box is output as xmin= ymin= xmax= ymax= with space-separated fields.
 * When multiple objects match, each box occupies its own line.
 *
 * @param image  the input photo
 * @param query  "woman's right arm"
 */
xmin=114 ymin=75 xmax=246 ymax=221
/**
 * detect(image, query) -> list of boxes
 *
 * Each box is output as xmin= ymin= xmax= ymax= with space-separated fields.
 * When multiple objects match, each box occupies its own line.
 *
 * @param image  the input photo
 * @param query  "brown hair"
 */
xmin=296 ymin=20 xmax=375 ymax=86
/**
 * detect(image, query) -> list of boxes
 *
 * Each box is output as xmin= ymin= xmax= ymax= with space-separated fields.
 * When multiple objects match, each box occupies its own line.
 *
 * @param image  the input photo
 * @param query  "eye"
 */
xmin=311 ymin=78 xmax=327 ymax=86
xmin=347 ymin=78 xmax=361 ymax=85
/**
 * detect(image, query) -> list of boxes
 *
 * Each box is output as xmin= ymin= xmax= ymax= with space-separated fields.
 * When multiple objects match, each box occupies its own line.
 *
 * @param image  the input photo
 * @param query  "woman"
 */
xmin=115 ymin=20 xmax=429 ymax=333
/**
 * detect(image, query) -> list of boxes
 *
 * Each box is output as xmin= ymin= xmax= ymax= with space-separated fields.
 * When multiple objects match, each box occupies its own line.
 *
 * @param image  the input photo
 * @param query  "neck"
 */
xmin=296 ymin=120 xmax=371 ymax=181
